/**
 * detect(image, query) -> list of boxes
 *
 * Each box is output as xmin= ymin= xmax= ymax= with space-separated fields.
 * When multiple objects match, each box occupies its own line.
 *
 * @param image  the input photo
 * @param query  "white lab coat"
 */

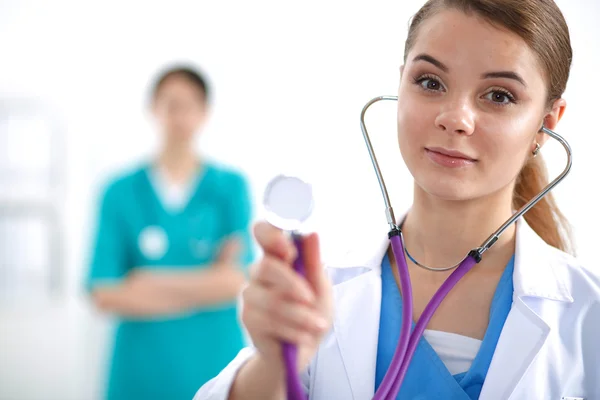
xmin=194 ymin=217 xmax=600 ymax=399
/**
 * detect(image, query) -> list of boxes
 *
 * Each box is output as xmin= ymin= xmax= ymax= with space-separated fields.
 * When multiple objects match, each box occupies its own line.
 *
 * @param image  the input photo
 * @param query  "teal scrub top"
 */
xmin=375 ymin=252 xmax=515 ymax=399
xmin=86 ymin=161 xmax=255 ymax=400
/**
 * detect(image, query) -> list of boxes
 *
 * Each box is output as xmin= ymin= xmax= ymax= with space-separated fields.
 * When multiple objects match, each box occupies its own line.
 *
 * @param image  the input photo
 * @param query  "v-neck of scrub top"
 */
xmin=374 ymin=252 xmax=515 ymax=400
xmin=133 ymin=163 xmax=227 ymax=266
xmin=144 ymin=163 xmax=206 ymax=217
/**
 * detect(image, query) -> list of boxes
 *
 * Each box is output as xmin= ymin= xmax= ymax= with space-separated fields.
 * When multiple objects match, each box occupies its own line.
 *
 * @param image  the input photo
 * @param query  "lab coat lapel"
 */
xmin=332 ymin=270 xmax=382 ymax=399
xmin=480 ymin=219 xmax=573 ymax=400
xmin=479 ymin=296 xmax=550 ymax=399
xmin=329 ymin=219 xmax=391 ymax=399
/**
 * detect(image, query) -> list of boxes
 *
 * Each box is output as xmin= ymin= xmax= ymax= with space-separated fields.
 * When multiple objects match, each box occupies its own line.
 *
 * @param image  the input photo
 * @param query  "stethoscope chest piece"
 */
xmin=263 ymin=174 xmax=314 ymax=232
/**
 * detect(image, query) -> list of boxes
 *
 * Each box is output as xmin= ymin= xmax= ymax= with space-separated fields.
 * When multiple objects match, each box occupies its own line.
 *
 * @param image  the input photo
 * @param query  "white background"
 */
xmin=0 ymin=1 xmax=598 ymax=399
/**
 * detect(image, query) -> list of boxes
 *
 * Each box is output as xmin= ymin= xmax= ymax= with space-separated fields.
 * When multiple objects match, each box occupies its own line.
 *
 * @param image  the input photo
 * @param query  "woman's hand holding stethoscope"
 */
xmin=240 ymin=220 xmax=334 ymax=380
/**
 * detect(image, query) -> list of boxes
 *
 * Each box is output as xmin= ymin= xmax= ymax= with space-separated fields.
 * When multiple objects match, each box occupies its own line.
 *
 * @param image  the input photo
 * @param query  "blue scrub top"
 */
xmin=375 ymin=253 xmax=515 ymax=399
xmin=86 ymin=161 xmax=255 ymax=400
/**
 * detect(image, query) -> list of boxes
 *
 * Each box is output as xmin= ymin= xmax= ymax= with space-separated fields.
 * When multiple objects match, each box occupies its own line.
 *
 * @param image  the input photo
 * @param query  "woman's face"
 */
xmin=152 ymin=75 xmax=208 ymax=144
xmin=397 ymin=9 xmax=558 ymax=202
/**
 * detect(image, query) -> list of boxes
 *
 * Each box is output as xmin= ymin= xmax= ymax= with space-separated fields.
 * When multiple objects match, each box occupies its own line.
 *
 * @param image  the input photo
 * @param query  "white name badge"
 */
xmin=138 ymin=226 xmax=169 ymax=260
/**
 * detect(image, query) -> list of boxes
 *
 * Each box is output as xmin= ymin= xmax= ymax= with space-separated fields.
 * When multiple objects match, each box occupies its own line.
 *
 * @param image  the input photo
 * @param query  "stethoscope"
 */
xmin=262 ymin=95 xmax=573 ymax=400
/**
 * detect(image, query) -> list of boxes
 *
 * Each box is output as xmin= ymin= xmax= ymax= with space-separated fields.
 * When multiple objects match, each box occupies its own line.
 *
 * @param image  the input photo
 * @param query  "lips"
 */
xmin=426 ymin=147 xmax=476 ymax=161
xmin=425 ymin=147 xmax=477 ymax=168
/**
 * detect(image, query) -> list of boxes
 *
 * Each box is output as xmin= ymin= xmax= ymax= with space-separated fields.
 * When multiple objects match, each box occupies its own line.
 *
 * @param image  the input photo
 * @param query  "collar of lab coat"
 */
xmin=330 ymin=210 xmax=574 ymax=303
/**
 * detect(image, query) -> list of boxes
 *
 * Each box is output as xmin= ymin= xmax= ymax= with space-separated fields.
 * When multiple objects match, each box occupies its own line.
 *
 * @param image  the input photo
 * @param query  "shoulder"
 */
xmin=96 ymin=164 xmax=148 ymax=206
xmin=516 ymin=217 xmax=600 ymax=302
xmin=543 ymin=245 xmax=600 ymax=341
xmin=320 ymin=219 xmax=390 ymax=287
xmin=203 ymin=160 xmax=251 ymax=194
xmin=546 ymin=247 xmax=600 ymax=373
xmin=548 ymin=246 xmax=600 ymax=299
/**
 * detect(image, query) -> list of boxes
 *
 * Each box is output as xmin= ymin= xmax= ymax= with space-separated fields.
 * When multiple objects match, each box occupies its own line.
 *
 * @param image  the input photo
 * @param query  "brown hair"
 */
xmin=404 ymin=0 xmax=574 ymax=254
xmin=151 ymin=65 xmax=211 ymax=104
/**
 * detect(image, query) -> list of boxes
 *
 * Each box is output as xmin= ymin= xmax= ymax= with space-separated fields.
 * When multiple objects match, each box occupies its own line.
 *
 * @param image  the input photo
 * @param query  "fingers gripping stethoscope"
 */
xmin=262 ymin=95 xmax=573 ymax=400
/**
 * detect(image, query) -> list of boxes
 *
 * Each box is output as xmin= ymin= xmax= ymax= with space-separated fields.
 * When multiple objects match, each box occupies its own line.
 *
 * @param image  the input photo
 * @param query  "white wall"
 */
xmin=0 ymin=1 xmax=598 ymax=399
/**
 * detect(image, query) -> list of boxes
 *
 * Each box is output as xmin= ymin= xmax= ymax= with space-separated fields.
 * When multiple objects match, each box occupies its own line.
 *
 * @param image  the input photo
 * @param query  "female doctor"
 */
xmin=195 ymin=0 xmax=600 ymax=399
xmin=87 ymin=65 xmax=255 ymax=400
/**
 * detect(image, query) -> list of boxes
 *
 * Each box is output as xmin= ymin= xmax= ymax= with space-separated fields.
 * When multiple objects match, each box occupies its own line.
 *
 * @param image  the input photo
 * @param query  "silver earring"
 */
xmin=532 ymin=142 xmax=541 ymax=157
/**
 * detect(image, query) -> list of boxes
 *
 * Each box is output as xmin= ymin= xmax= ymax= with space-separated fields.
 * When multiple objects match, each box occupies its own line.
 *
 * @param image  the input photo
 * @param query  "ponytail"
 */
xmin=513 ymin=155 xmax=574 ymax=255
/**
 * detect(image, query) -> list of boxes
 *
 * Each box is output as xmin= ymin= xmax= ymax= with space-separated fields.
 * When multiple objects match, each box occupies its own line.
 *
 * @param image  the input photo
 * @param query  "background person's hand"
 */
xmin=214 ymin=236 xmax=243 ymax=268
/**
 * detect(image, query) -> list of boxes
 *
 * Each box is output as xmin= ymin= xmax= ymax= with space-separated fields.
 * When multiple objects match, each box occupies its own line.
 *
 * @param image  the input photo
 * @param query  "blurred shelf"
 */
xmin=0 ymin=97 xmax=66 ymax=301
xmin=0 ymin=199 xmax=59 ymax=215
xmin=0 ymin=186 xmax=60 ymax=205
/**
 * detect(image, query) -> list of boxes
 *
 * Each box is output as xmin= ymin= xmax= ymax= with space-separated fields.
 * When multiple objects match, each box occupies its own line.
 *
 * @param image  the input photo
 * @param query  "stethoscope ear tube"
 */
xmin=360 ymin=95 xmax=400 ymax=232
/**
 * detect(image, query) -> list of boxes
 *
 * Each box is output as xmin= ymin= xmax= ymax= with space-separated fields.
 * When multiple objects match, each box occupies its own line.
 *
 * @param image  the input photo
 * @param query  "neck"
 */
xmin=402 ymin=183 xmax=516 ymax=272
xmin=157 ymin=142 xmax=199 ymax=184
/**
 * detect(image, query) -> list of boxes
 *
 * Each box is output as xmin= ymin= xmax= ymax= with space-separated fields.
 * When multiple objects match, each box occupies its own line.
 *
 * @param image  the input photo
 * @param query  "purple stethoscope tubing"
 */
xmin=376 ymin=234 xmax=479 ymax=398
xmin=281 ymin=95 xmax=572 ymax=400
xmin=283 ymin=233 xmax=308 ymax=400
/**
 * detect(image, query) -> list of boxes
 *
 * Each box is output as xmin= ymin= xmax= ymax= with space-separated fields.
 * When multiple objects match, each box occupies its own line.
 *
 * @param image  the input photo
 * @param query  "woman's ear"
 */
xmin=544 ymin=98 xmax=567 ymax=130
xmin=537 ymin=98 xmax=567 ymax=147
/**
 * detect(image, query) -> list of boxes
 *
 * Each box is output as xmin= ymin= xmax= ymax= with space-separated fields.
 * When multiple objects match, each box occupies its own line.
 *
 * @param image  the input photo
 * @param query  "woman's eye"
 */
xmin=485 ymin=90 xmax=515 ymax=105
xmin=419 ymin=78 xmax=443 ymax=91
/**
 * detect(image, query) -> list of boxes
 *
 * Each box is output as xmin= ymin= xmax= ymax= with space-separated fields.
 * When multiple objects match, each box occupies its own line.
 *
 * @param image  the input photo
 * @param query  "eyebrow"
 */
xmin=413 ymin=53 xmax=448 ymax=73
xmin=482 ymin=71 xmax=527 ymax=87
xmin=412 ymin=53 xmax=527 ymax=87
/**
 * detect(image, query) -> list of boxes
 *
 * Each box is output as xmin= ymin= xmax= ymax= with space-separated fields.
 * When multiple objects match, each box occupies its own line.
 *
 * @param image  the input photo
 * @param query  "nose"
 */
xmin=434 ymin=104 xmax=475 ymax=136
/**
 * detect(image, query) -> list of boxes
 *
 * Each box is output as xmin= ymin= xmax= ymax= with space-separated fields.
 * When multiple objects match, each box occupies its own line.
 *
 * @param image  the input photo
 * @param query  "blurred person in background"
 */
xmin=86 ymin=65 xmax=255 ymax=400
